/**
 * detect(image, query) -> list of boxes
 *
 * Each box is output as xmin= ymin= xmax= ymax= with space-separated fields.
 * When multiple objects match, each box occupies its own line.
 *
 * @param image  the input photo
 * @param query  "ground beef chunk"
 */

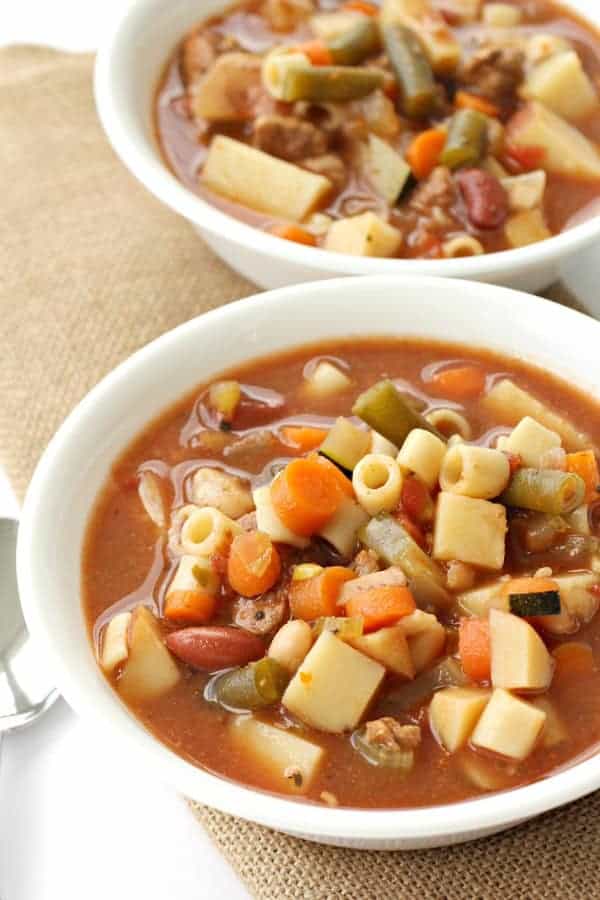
xmin=410 ymin=166 xmax=456 ymax=214
xmin=351 ymin=548 xmax=381 ymax=576
xmin=233 ymin=590 xmax=287 ymax=635
xmin=300 ymin=154 xmax=347 ymax=191
xmin=458 ymin=45 xmax=525 ymax=105
xmin=253 ymin=115 xmax=329 ymax=162
xmin=363 ymin=718 xmax=422 ymax=752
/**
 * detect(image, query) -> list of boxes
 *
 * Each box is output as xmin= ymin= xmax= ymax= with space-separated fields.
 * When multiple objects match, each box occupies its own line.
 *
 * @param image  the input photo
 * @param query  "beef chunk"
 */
xmin=410 ymin=166 xmax=456 ymax=214
xmin=253 ymin=114 xmax=329 ymax=162
xmin=300 ymin=154 xmax=347 ymax=191
xmin=459 ymin=45 xmax=525 ymax=105
xmin=363 ymin=718 xmax=422 ymax=752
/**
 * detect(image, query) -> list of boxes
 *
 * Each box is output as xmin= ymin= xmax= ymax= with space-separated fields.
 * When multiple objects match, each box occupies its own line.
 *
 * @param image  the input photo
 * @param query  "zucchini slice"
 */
xmin=319 ymin=416 xmax=371 ymax=474
xmin=509 ymin=590 xmax=561 ymax=617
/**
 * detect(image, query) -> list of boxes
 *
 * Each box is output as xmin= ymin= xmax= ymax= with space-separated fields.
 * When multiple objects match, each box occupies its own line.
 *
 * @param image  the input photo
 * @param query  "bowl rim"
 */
xmin=94 ymin=0 xmax=600 ymax=279
xmin=17 ymin=274 xmax=600 ymax=844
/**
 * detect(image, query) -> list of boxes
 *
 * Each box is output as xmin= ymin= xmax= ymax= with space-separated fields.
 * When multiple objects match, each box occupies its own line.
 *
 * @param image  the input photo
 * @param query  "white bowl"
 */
xmin=94 ymin=0 xmax=600 ymax=292
xmin=17 ymin=275 xmax=600 ymax=849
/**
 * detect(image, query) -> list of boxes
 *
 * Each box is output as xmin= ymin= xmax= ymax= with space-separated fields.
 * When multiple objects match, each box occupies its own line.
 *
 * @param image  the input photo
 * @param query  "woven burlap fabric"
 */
xmin=1 ymin=44 xmax=596 ymax=900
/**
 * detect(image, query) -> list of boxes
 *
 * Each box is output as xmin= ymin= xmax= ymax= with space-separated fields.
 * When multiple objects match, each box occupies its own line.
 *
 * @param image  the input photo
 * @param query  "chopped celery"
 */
xmin=312 ymin=616 xmax=364 ymax=640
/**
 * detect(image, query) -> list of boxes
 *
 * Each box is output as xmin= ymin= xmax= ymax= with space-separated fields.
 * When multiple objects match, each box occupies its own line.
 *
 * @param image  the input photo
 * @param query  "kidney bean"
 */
xmin=166 ymin=626 xmax=265 ymax=670
xmin=457 ymin=168 xmax=509 ymax=229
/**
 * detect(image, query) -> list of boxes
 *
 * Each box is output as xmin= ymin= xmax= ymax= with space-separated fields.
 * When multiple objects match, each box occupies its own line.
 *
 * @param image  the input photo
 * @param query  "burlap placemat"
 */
xmin=1 ymin=44 xmax=596 ymax=900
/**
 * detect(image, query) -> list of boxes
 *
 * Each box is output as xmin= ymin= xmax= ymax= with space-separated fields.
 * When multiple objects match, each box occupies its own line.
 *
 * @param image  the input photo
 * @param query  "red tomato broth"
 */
xmin=83 ymin=338 xmax=600 ymax=808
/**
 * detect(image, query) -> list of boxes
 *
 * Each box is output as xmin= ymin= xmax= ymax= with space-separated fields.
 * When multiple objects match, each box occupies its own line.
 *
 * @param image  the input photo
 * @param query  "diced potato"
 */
xmin=117 ymin=607 xmax=180 ymax=703
xmin=457 ymin=580 xmax=508 ymax=617
xmin=310 ymin=11 xmax=362 ymax=41
xmin=489 ymin=608 xmax=553 ymax=691
xmin=521 ymin=51 xmax=598 ymax=121
xmin=530 ymin=696 xmax=568 ymax=748
xmin=459 ymin=753 xmax=509 ymax=791
xmin=381 ymin=0 xmax=461 ymax=74
xmin=433 ymin=493 xmax=507 ymax=570
xmin=230 ymin=716 xmax=325 ymax=792
xmin=348 ymin=625 xmax=415 ymax=679
xmin=191 ymin=53 xmax=261 ymax=122
xmin=100 ymin=611 xmax=132 ymax=674
xmin=325 ymin=212 xmax=402 ymax=257
xmin=505 ymin=209 xmax=552 ymax=248
xmin=396 ymin=609 xmax=440 ymax=637
xmin=304 ymin=360 xmax=352 ymax=396
xmin=366 ymin=135 xmax=411 ymax=205
xmin=527 ymin=34 xmax=571 ymax=66
xmin=429 ymin=687 xmax=490 ymax=752
xmin=481 ymin=380 xmax=589 ymax=451
xmin=202 ymin=136 xmax=332 ymax=221
xmin=501 ymin=416 xmax=561 ymax=468
xmin=506 ymin=101 xmax=600 ymax=181
xmin=471 ymin=688 xmax=546 ymax=760
xmin=501 ymin=171 xmax=546 ymax=212
xmin=407 ymin=621 xmax=446 ymax=673
xmin=482 ymin=3 xmax=522 ymax=26
xmin=318 ymin=496 xmax=369 ymax=557
xmin=282 ymin=631 xmax=385 ymax=733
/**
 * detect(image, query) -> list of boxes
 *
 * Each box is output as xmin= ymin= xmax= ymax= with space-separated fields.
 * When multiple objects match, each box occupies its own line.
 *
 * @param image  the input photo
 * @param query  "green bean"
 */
xmin=501 ymin=468 xmax=586 ymax=515
xmin=440 ymin=108 xmax=487 ymax=169
xmin=328 ymin=19 xmax=381 ymax=66
xmin=214 ymin=657 xmax=290 ymax=711
xmin=278 ymin=64 xmax=383 ymax=102
xmin=351 ymin=727 xmax=417 ymax=771
xmin=352 ymin=379 xmax=443 ymax=447
xmin=382 ymin=24 xmax=436 ymax=119
xmin=377 ymin=657 xmax=468 ymax=716
xmin=359 ymin=514 xmax=451 ymax=607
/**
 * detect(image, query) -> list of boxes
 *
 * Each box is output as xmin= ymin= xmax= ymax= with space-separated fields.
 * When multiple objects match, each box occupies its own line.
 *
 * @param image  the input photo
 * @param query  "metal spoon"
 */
xmin=0 ymin=518 xmax=58 ymax=745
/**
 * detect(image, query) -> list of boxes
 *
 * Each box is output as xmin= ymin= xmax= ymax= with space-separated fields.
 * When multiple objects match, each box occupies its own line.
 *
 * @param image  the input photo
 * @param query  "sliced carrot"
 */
xmin=294 ymin=40 xmax=333 ymax=66
xmin=270 ymin=224 xmax=318 ymax=247
xmin=271 ymin=457 xmax=344 ymax=536
xmin=345 ymin=585 xmax=416 ymax=632
xmin=503 ymin=144 xmax=546 ymax=173
xmin=227 ymin=531 xmax=281 ymax=597
xmin=552 ymin=642 xmax=595 ymax=679
xmin=566 ymin=450 xmax=600 ymax=503
xmin=341 ymin=0 xmax=379 ymax=14
xmin=502 ymin=576 xmax=559 ymax=599
xmin=406 ymin=129 xmax=446 ymax=180
xmin=455 ymin=90 xmax=500 ymax=118
xmin=290 ymin=566 xmax=356 ymax=620
xmin=313 ymin=453 xmax=355 ymax=498
xmin=458 ymin=618 xmax=491 ymax=682
xmin=428 ymin=364 xmax=486 ymax=400
xmin=164 ymin=590 xmax=217 ymax=625
xmin=400 ymin=474 xmax=433 ymax=524
xmin=280 ymin=425 xmax=328 ymax=453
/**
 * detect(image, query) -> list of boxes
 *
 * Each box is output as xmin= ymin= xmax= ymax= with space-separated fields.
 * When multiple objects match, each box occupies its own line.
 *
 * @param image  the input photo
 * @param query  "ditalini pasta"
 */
xmin=442 ymin=235 xmax=484 ymax=258
xmin=352 ymin=453 xmax=403 ymax=515
xmin=425 ymin=408 xmax=472 ymax=440
xmin=481 ymin=380 xmax=588 ymax=449
xmin=202 ymin=135 xmax=332 ymax=221
xmin=497 ymin=416 xmax=561 ymax=468
xmin=439 ymin=445 xmax=510 ymax=499
xmin=397 ymin=428 xmax=447 ymax=488
xmin=180 ymin=506 xmax=242 ymax=556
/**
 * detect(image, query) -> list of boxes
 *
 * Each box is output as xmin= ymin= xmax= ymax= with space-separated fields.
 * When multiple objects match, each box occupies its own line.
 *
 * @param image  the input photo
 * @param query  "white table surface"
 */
xmin=2 ymin=5 xmax=600 ymax=899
